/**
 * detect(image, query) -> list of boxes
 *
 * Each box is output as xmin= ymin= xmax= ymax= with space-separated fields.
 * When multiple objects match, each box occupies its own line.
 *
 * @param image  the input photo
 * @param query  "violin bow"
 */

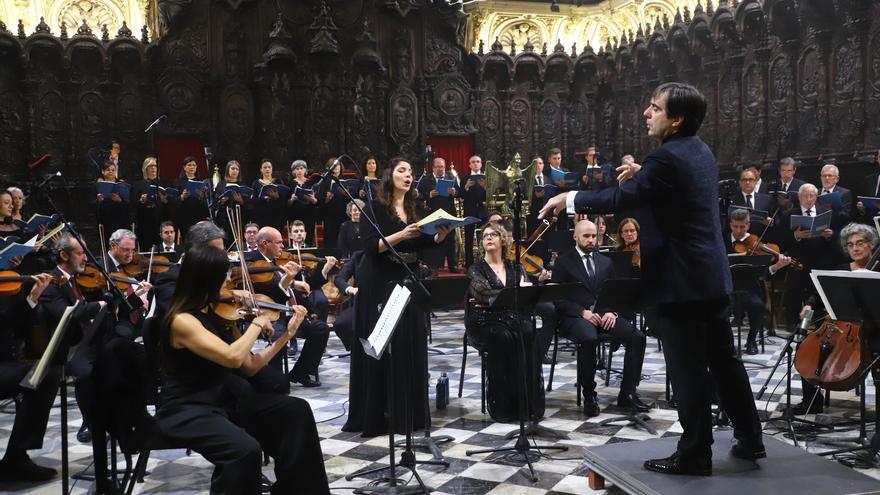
xmin=227 ymin=204 xmax=259 ymax=318
xmin=146 ymin=248 xmax=155 ymax=285
xmin=747 ymin=207 xmax=779 ymax=256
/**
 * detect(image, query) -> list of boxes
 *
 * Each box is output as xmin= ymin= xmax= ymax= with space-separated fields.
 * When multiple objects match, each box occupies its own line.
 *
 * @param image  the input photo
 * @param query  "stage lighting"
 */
xmin=550 ymin=0 xmax=560 ymax=12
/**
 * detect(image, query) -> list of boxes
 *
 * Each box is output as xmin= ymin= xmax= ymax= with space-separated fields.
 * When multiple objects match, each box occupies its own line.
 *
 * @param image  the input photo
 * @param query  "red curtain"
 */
xmin=154 ymin=136 xmax=207 ymax=182
xmin=426 ymin=136 xmax=474 ymax=177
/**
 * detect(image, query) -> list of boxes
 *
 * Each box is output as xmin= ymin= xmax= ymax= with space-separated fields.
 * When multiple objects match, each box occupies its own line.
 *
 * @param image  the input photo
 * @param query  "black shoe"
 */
xmin=288 ymin=372 xmax=321 ymax=388
xmin=76 ymin=424 xmax=91 ymax=444
xmin=791 ymin=398 xmax=823 ymax=415
xmin=730 ymin=439 xmax=767 ymax=461
xmin=644 ymin=451 xmax=711 ymax=476
xmin=583 ymin=392 xmax=600 ymax=417
xmin=745 ymin=341 xmax=759 ymax=355
xmin=617 ymin=392 xmax=651 ymax=412
xmin=541 ymin=353 xmax=553 ymax=365
xmin=0 ymin=455 xmax=57 ymax=482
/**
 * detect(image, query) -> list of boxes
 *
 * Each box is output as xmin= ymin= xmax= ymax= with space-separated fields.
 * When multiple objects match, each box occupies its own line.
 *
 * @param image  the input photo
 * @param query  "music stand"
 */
xmin=588 ymin=279 xmax=655 ymax=434
xmin=808 ymin=270 xmax=880 ymax=461
xmin=604 ymin=251 xmax=634 ymax=278
xmin=546 ymin=229 xmax=574 ymax=254
xmin=393 ymin=276 xmax=470 ymax=464
xmin=728 ymin=256 xmax=771 ymax=358
xmin=465 ymin=284 xmax=570 ymax=482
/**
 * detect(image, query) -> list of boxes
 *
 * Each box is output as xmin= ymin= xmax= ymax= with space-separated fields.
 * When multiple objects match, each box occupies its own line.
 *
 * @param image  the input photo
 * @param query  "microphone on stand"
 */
xmin=144 ymin=115 xmax=166 ymax=133
xmin=797 ymin=308 xmax=814 ymax=339
xmin=322 ymin=156 xmax=342 ymax=181
xmin=36 ymin=171 xmax=62 ymax=189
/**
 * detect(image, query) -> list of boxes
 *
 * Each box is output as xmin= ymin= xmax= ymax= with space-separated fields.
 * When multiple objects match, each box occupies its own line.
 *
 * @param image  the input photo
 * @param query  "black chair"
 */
xmin=458 ymin=298 xmax=488 ymax=414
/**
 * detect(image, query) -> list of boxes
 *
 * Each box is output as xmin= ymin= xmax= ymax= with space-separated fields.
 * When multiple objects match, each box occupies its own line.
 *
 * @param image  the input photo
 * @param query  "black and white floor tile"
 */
xmin=1 ymin=310 xmax=878 ymax=494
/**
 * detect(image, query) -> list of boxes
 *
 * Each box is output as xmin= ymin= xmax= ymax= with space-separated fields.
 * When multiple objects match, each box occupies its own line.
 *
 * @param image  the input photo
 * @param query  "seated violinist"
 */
xmin=245 ymin=227 xmax=332 ymax=387
xmin=793 ymin=222 xmax=878 ymax=415
xmin=96 ymin=229 xmax=152 ymax=337
xmin=725 ymin=209 xmax=793 ymax=354
xmin=466 ymin=221 xmax=545 ymax=422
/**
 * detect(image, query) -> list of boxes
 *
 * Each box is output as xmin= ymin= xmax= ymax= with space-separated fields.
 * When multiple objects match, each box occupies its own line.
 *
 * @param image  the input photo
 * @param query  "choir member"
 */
xmin=546 ymin=148 xmax=571 ymax=231
xmin=0 ymin=191 xmax=22 ymax=238
xmin=817 ymin=163 xmax=854 ymax=225
xmin=342 ymin=157 xmax=452 ymax=436
xmin=461 ymin=155 xmax=489 ymax=266
xmin=174 ymin=156 xmax=210 ymax=241
xmin=416 ymin=156 xmax=460 ymax=272
xmin=250 ymin=159 xmax=286 ymax=233
xmin=318 ymin=158 xmax=348 ymax=249
xmin=359 ymin=156 xmax=380 ymax=201
xmin=337 ymin=199 xmax=364 ymax=256
xmin=130 ymin=157 xmax=168 ymax=250
xmin=215 ymin=160 xmax=248 ymax=243
xmin=286 ymin=160 xmax=318 ymax=247
xmin=526 ymin=155 xmax=548 ymax=233
xmin=94 ymin=161 xmax=132 ymax=240
xmin=466 ymin=221 xmax=544 ymax=422
xmin=156 ymin=244 xmax=329 ymax=494
xmin=6 ymin=186 xmax=24 ymax=222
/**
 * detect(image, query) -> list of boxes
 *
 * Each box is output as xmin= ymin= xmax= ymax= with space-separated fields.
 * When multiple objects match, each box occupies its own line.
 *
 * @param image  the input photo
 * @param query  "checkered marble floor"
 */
xmin=2 ymin=310 xmax=879 ymax=494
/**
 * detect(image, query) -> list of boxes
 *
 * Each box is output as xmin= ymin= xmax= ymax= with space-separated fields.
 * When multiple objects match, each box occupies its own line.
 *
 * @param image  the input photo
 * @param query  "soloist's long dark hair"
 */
xmin=160 ymin=245 xmax=229 ymax=368
xmin=376 ymin=157 xmax=418 ymax=223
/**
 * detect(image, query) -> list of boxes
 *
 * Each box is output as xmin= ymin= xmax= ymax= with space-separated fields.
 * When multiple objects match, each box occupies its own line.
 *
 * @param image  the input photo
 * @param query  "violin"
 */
xmin=280 ymin=250 xmax=345 ymax=270
xmin=0 ymin=271 xmax=66 ymax=296
xmin=512 ymin=218 xmax=556 ymax=276
xmin=121 ymin=253 xmax=174 ymax=278
xmin=230 ymin=261 xmax=286 ymax=285
xmin=75 ymin=266 xmax=140 ymax=291
xmin=622 ymin=241 xmax=640 ymax=268
xmin=733 ymin=234 xmax=804 ymax=270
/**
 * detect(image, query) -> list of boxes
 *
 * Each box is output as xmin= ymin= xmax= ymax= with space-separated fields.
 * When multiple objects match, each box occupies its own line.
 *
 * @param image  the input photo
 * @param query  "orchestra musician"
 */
xmin=156 ymin=244 xmax=329 ymax=494
xmin=466 ymin=221 xmax=544 ymax=422
xmin=792 ymin=222 xmax=878 ymax=415
xmin=725 ymin=209 xmax=794 ymax=355
xmin=130 ymin=157 xmax=168 ymax=250
xmin=551 ymin=219 xmax=647 ymax=417
xmin=540 ymin=82 xmax=765 ymax=474
xmin=337 ymin=200 xmax=364 ymax=256
xmin=175 ymin=156 xmax=210 ymax=242
xmin=93 ymin=161 xmax=131 ymax=239
xmin=153 ymin=221 xmax=180 ymax=258
xmin=0 ymin=271 xmax=57 ymax=482
xmin=245 ymin=227 xmax=331 ymax=387
xmin=330 ymin=250 xmax=362 ymax=352
xmin=342 ymin=157 xmax=452 ymax=436
xmin=243 ymin=222 xmax=259 ymax=252
xmin=615 ymin=217 xmax=641 ymax=276
xmin=287 ymin=160 xmax=319 ymax=247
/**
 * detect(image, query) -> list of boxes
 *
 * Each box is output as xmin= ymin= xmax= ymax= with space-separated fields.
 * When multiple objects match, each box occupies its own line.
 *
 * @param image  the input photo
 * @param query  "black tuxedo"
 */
xmin=550 ymin=249 xmax=645 ymax=397
xmin=243 ymin=250 xmax=329 ymax=381
xmin=461 ymin=173 xmax=488 ymax=266
xmin=855 ymin=172 xmax=880 ymax=222
xmin=417 ymin=173 xmax=460 ymax=269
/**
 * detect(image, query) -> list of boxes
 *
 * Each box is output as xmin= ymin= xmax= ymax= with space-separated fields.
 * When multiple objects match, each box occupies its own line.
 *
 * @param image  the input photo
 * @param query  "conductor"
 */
xmin=540 ymin=82 xmax=764 ymax=475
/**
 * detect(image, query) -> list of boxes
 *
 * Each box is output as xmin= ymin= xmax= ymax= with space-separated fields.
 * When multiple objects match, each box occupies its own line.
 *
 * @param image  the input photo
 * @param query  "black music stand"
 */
xmin=393 ymin=276 xmax=470 ymax=463
xmin=465 ymin=284 xmax=570 ymax=482
xmin=588 ymin=278 xmax=654 ymax=434
xmin=604 ymin=251 xmax=634 ymax=278
xmin=808 ymin=271 xmax=880 ymax=462
xmin=728 ymin=256 xmax=771 ymax=359
xmin=546 ymin=229 xmax=574 ymax=254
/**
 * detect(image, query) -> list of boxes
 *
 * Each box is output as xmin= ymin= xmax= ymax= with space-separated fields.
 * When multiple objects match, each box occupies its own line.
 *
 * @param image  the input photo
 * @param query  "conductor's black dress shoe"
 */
xmin=644 ymin=451 xmax=712 ymax=476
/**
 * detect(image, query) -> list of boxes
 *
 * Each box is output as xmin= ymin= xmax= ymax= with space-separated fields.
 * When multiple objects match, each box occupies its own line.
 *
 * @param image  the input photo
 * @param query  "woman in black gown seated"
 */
xmin=342 ymin=157 xmax=452 ymax=436
xmin=466 ymin=221 xmax=545 ymax=422
xmin=156 ymin=244 xmax=329 ymax=494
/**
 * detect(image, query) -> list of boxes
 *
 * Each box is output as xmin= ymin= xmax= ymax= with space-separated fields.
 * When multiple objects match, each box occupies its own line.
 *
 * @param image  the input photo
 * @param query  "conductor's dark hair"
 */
xmin=652 ymin=82 xmax=707 ymax=137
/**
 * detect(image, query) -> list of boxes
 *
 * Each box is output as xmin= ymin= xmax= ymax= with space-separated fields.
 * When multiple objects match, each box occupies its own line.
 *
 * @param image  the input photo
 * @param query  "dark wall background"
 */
xmin=1 ymin=0 xmax=879 ymax=235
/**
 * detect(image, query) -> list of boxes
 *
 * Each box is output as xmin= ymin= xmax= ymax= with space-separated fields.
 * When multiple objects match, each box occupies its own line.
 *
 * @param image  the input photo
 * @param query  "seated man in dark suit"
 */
xmin=0 ymin=273 xmax=59 ymax=482
xmin=152 ymin=220 xmax=181 ymax=261
xmin=245 ymin=226 xmax=331 ymax=387
xmin=551 ymin=219 xmax=647 ymax=417
xmin=724 ymin=209 xmax=794 ymax=354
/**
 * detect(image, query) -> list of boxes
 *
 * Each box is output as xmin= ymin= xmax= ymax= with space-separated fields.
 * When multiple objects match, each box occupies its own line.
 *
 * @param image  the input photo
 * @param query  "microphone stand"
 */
xmin=465 ymin=179 xmax=567 ymax=482
xmin=203 ymin=150 xmax=215 ymax=223
xmin=30 ymin=182 xmax=134 ymax=494
xmin=332 ymin=156 xmax=437 ymax=494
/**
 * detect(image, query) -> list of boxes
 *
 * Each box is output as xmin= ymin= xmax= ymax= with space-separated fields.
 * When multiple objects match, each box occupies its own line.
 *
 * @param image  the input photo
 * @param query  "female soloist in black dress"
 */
xmin=156 ymin=244 xmax=329 ymax=494
xmin=342 ymin=158 xmax=452 ymax=436
xmin=466 ymin=221 xmax=545 ymax=422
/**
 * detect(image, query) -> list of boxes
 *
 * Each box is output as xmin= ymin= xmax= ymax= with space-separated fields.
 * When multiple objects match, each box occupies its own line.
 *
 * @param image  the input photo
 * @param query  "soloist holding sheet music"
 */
xmin=540 ymin=82 xmax=764 ymax=475
xmin=342 ymin=158 xmax=452 ymax=437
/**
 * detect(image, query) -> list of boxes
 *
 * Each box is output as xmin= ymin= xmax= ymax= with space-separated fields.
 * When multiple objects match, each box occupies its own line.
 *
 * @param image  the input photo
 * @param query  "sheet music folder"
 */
xmin=810 ymin=270 xmax=880 ymax=324
xmin=20 ymin=301 xmax=79 ymax=390
xmin=361 ymin=283 xmax=412 ymax=360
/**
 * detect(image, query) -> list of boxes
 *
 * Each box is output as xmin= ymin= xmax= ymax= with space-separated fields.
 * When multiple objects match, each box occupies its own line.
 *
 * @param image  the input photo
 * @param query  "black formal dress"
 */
xmin=337 ymin=220 xmax=363 ymax=257
xmin=130 ymin=179 xmax=169 ymax=250
xmin=287 ymin=177 xmax=319 ymax=246
xmin=214 ymin=180 xmax=250 ymax=246
xmin=156 ymin=311 xmax=329 ymax=494
xmin=174 ymin=177 xmax=210 ymax=241
xmin=331 ymin=251 xmax=362 ymax=352
xmin=93 ymin=181 xmax=131 ymax=237
xmin=251 ymin=179 xmax=286 ymax=232
xmin=461 ymin=173 xmax=489 ymax=266
xmin=318 ymin=178 xmax=349 ymax=249
xmin=466 ymin=260 xmax=544 ymax=422
xmin=569 ymin=133 xmax=763 ymax=461
xmin=342 ymin=201 xmax=435 ymax=436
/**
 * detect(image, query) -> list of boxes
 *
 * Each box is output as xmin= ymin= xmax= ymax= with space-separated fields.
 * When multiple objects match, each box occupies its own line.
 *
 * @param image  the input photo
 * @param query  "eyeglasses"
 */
xmin=481 ymin=232 xmax=500 ymax=239
xmin=845 ymin=240 xmax=869 ymax=249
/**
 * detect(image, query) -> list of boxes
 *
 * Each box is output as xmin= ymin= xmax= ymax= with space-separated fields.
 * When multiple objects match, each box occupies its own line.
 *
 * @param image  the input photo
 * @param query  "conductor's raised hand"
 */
xmin=616 ymin=161 xmax=641 ymax=184
xmin=538 ymin=192 xmax=568 ymax=220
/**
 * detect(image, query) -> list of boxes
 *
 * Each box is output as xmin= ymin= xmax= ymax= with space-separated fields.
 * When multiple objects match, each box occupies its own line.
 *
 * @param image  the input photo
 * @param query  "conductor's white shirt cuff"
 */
xmin=566 ymin=191 xmax=577 ymax=215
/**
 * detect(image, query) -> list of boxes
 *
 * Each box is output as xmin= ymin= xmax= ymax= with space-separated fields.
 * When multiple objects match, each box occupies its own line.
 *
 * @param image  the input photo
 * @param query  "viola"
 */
xmin=0 ymin=270 xmax=66 ymax=296
xmin=122 ymin=253 xmax=174 ymax=278
xmin=794 ymin=317 xmax=867 ymax=391
xmin=75 ymin=266 xmax=140 ymax=291
xmin=733 ymin=234 xmax=804 ymax=270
